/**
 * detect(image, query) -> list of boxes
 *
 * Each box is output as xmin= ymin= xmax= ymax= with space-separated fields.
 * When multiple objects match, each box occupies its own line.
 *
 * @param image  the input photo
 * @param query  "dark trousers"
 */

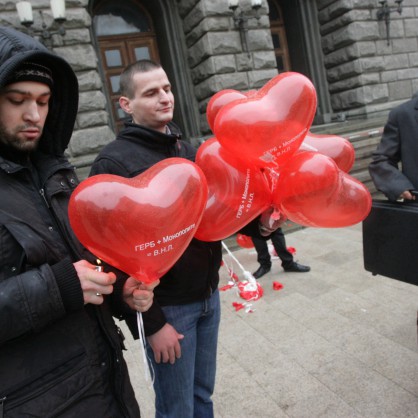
xmin=252 ymin=228 xmax=294 ymax=269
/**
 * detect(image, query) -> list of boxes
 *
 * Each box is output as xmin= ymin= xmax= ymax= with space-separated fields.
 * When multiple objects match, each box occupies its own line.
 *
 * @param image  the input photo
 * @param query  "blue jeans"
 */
xmin=147 ymin=290 xmax=221 ymax=418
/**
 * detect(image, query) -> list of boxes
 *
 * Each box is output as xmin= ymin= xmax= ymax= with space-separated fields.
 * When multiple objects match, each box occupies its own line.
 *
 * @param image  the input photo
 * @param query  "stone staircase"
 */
xmin=310 ymin=116 xmax=387 ymax=197
xmin=224 ymin=116 xmax=387 ymax=252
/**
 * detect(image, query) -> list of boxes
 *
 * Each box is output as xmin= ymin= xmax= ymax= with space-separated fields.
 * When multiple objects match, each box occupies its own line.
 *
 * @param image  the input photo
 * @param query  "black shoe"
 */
xmin=284 ymin=262 xmax=310 ymax=273
xmin=252 ymin=265 xmax=271 ymax=279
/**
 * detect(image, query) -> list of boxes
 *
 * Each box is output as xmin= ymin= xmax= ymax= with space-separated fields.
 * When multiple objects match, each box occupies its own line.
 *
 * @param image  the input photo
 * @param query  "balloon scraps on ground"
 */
xmin=236 ymin=233 xmax=255 ymax=249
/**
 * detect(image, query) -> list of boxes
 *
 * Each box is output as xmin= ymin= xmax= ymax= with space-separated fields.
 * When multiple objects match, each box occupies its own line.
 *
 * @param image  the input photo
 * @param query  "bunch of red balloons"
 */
xmin=68 ymin=72 xmax=371 ymax=285
xmin=195 ymin=71 xmax=371 ymax=240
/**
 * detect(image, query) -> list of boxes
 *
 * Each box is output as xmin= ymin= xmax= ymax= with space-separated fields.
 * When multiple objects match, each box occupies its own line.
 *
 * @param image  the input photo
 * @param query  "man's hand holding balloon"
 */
xmin=123 ymin=277 xmax=160 ymax=313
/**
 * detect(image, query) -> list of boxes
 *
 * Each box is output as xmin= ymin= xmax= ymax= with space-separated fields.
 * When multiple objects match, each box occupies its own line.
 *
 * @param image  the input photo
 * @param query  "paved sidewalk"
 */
xmin=121 ymin=223 xmax=418 ymax=418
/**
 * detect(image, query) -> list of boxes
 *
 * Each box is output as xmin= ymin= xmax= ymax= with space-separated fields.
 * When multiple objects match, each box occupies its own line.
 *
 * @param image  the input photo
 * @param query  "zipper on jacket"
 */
xmin=39 ymin=184 xmax=81 ymax=260
xmin=39 ymin=174 xmax=82 ymax=261
xmin=116 ymin=325 xmax=127 ymax=350
xmin=0 ymin=396 xmax=6 ymax=418
xmin=208 ymin=247 xmax=214 ymax=296
xmin=39 ymin=188 xmax=50 ymax=208
xmin=95 ymin=308 xmax=130 ymax=417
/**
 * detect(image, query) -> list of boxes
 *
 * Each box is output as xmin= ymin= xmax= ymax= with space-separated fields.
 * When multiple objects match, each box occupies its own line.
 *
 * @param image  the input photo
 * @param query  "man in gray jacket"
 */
xmin=0 ymin=27 xmax=156 ymax=417
xmin=369 ymin=93 xmax=418 ymax=201
xmin=368 ymin=93 xmax=418 ymax=339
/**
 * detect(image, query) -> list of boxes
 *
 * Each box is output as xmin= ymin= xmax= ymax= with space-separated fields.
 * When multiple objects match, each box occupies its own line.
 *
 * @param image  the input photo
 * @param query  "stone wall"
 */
xmin=0 ymin=0 xmax=278 ymax=175
xmin=2 ymin=0 xmax=417 ymax=178
xmin=177 ymin=0 xmax=277 ymax=135
xmin=317 ymin=0 xmax=418 ymax=120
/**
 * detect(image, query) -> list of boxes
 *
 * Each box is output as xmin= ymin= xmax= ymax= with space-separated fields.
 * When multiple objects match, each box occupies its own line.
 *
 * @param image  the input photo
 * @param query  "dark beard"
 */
xmin=0 ymin=122 xmax=40 ymax=160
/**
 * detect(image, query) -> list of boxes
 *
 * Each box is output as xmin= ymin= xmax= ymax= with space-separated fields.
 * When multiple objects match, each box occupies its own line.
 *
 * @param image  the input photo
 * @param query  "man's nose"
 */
xmin=159 ymin=90 xmax=171 ymax=102
xmin=23 ymin=102 xmax=41 ymax=122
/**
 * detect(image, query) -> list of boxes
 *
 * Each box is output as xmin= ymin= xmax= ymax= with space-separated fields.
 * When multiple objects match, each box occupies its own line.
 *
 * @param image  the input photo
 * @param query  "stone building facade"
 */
xmin=1 ymin=0 xmax=417 ymax=178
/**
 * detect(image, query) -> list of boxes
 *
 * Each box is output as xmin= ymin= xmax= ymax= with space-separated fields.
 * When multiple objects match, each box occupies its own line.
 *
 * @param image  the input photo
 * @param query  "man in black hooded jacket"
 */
xmin=0 ymin=27 xmax=156 ymax=417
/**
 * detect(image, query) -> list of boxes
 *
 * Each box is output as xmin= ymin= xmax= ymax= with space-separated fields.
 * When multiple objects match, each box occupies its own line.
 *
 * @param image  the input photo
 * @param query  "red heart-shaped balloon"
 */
xmin=69 ymin=158 xmax=208 ymax=284
xmin=194 ymin=137 xmax=271 ymax=241
xmin=206 ymin=89 xmax=247 ymax=132
xmin=272 ymin=152 xmax=371 ymax=227
xmin=300 ymin=131 xmax=355 ymax=173
xmin=214 ymin=72 xmax=317 ymax=168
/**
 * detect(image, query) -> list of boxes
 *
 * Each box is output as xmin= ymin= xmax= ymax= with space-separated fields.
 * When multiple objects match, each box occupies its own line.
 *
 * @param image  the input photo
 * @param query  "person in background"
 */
xmin=90 ymin=59 xmax=279 ymax=418
xmin=368 ymin=92 xmax=418 ymax=340
xmin=251 ymin=227 xmax=310 ymax=279
xmin=369 ymin=92 xmax=418 ymax=202
xmin=0 ymin=27 xmax=157 ymax=418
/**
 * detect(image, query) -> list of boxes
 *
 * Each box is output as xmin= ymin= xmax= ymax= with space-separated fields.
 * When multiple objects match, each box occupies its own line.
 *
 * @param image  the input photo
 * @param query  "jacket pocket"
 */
xmin=0 ymin=222 xmax=48 ymax=279
xmin=1 ymin=349 xmax=95 ymax=418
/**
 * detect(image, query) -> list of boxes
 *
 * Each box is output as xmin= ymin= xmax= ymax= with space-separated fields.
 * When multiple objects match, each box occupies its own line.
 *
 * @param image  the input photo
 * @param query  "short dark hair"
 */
xmin=120 ymin=59 xmax=161 ymax=98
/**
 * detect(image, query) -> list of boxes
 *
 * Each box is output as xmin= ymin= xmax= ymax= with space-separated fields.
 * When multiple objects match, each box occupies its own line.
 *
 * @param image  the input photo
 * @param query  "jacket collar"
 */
xmin=0 ymin=149 xmax=72 ymax=181
xmin=117 ymin=122 xmax=182 ymax=149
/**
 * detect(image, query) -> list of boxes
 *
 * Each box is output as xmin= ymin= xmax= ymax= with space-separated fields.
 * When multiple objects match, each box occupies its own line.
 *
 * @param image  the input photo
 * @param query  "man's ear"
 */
xmin=119 ymin=96 xmax=132 ymax=114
